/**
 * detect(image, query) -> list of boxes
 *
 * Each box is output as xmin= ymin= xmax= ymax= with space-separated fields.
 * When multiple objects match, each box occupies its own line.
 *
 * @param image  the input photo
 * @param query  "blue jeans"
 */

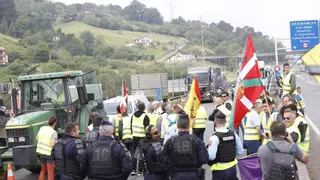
xmin=211 ymin=165 xmax=238 ymax=180
xmin=244 ymin=140 xmax=261 ymax=155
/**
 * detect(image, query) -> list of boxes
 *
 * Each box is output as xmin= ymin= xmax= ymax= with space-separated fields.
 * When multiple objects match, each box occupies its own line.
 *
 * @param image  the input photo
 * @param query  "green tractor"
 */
xmin=0 ymin=71 xmax=107 ymax=173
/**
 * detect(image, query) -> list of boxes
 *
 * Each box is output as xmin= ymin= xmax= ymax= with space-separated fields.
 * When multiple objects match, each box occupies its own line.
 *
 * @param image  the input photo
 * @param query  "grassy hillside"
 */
xmin=54 ymin=21 xmax=187 ymax=59
xmin=0 ymin=34 xmax=27 ymax=53
xmin=54 ymin=21 xmax=186 ymax=46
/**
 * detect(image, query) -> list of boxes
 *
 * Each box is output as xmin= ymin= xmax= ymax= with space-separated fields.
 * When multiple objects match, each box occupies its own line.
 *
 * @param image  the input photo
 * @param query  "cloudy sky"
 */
xmin=53 ymin=0 xmax=319 ymax=47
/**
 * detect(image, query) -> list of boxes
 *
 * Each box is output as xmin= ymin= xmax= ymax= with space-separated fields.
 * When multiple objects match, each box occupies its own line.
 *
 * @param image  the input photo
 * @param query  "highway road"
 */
xmin=12 ymin=71 xmax=319 ymax=179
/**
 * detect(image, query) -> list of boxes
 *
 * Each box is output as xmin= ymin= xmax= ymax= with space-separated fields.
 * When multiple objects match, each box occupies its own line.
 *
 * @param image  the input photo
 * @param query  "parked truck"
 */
xmin=186 ymin=67 xmax=228 ymax=102
xmin=0 ymin=71 xmax=107 ymax=173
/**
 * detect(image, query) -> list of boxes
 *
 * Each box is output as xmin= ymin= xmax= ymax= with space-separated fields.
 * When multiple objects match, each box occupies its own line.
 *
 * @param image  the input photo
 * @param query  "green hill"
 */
xmin=0 ymin=34 xmax=27 ymax=53
xmin=54 ymin=21 xmax=187 ymax=59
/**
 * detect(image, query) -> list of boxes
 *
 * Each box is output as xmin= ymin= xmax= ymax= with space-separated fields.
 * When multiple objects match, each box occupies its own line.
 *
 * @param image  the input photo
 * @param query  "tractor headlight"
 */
xmin=19 ymin=137 xmax=25 ymax=142
xmin=8 ymin=138 xmax=14 ymax=143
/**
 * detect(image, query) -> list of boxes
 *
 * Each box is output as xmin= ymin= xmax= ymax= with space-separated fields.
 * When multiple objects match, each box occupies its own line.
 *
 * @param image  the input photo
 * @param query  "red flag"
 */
xmin=120 ymin=81 xmax=128 ymax=113
xmin=229 ymin=34 xmax=264 ymax=131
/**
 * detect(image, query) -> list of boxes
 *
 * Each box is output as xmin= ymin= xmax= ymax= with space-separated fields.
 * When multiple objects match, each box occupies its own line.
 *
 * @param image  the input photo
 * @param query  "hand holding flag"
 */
xmin=120 ymin=81 xmax=128 ymax=114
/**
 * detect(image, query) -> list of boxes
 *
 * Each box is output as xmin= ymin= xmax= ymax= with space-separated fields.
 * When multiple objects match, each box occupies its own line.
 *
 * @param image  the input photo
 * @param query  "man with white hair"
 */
xmin=82 ymin=122 xmax=132 ymax=180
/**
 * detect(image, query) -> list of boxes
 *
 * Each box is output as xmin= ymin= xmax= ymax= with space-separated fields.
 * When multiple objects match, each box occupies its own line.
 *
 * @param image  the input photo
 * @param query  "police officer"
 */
xmin=131 ymin=101 xmax=150 ymax=175
xmin=160 ymin=113 xmax=209 ymax=180
xmin=82 ymin=122 xmax=132 ymax=180
xmin=208 ymin=111 xmax=243 ymax=180
xmin=135 ymin=125 xmax=165 ymax=180
xmin=53 ymin=122 xmax=87 ymax=180
xmin=85 ymin=116 xmax=102 ymax=144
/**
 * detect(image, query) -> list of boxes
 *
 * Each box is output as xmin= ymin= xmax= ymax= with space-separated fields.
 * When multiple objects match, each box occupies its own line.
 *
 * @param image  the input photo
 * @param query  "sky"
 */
xmin=53 ymin=0 xmax=320 ymax=47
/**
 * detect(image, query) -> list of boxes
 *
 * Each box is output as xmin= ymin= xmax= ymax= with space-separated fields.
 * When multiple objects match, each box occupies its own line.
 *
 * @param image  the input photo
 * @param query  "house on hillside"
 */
xmin=167 ymin=52 xmax=195 ymax=64
xmin=133 ymin=37 xmax=153 ymax=46
xmin=0 ymin=47 xmax=8 ymax=65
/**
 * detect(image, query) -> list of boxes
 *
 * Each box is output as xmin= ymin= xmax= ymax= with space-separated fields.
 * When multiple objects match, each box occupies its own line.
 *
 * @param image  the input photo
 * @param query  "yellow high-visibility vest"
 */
xmin=122 ymin=117 xmax=132 ymax=140
xmin=36 ymin=126 xmax=55 ymax=156
xmin=193 ymin=106 xmax=207 ymax=129
xmin=294 ymin=116 xmax=309 ymax=152
xmin=296 ymin=93 xmax=306 ymax=109
xmin=244 ymin=111 xmax=260 ymax=140
xmin=114 ymin=114 xmax=122 ymax=137
xmin=261 ymin=111 xmax=278 ymax=136
xmin=132 ymin=114 xmax=146 ymax=137
xmin=283 ymin=72 xmax=297 ymax=95
xmin=217 ymin=105 xmax=231 ymax=128
xmin=286 ymin=124 xmax=301 ymax=143
xmin=48 ymin=92 xmax=65 ymax=104
xmin=148 ymin=113 xmax=158 ymax=126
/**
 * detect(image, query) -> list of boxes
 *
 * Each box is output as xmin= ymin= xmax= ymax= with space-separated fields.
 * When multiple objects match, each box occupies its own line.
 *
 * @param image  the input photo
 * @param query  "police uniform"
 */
xmin=208 ymin=127 xmax=243 ymax=179
xmin=192 ymin=106 xmax=207 ymax=141
xmin=160 ymin=131 xmax=209 ymax=180
xmin=85 ymin=127 xmax=99 ymax=144
xmin=136 ymin=138 xmax=165 ymax=180
xmin=82 ymin=136 xmax=132 ymax=180
xmin=53 ymin=135 xmax=87 ymax=180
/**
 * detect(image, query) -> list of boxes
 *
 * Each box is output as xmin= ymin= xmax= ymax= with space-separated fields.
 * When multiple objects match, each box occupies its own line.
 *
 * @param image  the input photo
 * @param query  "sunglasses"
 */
xmin=221 ymin=96 xmax=227 ymax=97
xmin=153 ymin=131 xmax=159 ymax=135
xmin=283 ymin=117 xmax=290 ymax=120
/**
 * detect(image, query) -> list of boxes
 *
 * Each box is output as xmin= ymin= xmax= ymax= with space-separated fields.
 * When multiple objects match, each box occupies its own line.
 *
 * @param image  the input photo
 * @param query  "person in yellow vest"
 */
xmin=147 ymin=105 xmax=159 ymax=126
xmin=283 ymin=104 xmax=309 ymax=152
xmin=130 ymin=101 xmax=150 ymax=175
xmin=282 ymin=63 xmax=297 ymax=99
xmin=261 ymin=98 xmax=282 ymax=144
xmin=207 ymin=111 xmax=243 ymax=179
xmin=221 ymin=92 xmax=233 ymax=111
xmin=283 ymin=109 xmax=301 ymax=144
xmin=296 ymin=87 xmax=306 ymax=116
xmin=244 ymin=102 xmax=263 ymax=155
xmin=36 ymin=116 xmax=58 ymax=180
xmin=192 ymin=105 xmax=207 ymax=141
xmin=113 ymin=105 xmax=122 ymax=140
xmin=118 ymin=111 xmax=135 ymax=169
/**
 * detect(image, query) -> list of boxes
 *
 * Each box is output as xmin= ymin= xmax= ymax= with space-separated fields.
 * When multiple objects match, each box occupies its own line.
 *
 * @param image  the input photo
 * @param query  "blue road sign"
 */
xmin=156 ymin=88 xmax=162 ymax=101
xmin=290 ymin=20 xmax=319 ymax=51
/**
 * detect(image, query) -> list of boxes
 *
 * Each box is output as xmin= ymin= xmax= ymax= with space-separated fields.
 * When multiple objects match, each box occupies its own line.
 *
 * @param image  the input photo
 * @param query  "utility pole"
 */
xmin=201 ymin=16 xmax=205 ymax=66
xmin=170 ymin=0 xmax=174 ymax=21
xmin=274 ymin=37 xmax=279 ymax=66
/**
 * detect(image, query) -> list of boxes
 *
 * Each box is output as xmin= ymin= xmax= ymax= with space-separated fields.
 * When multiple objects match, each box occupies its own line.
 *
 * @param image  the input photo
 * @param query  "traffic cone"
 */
xmin=7 ymin=162 xmax=14 ymax=180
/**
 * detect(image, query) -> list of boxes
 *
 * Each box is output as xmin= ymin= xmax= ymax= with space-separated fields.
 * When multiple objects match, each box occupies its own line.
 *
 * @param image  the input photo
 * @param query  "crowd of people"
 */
xmin=35 ymin=63 xmax=310 ymax=180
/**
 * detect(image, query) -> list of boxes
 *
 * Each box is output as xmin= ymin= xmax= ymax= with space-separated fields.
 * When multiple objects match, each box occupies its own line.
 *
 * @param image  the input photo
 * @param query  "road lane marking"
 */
xmin=297 ymin=75 xmax=306 ymax=81
xmin=305 ymin=115 xmax=320 ymax=137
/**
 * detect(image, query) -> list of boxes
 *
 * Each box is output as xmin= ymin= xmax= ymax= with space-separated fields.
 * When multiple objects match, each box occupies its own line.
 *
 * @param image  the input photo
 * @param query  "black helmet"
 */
xmin=137 ymin=101 xmax=145 ymax=111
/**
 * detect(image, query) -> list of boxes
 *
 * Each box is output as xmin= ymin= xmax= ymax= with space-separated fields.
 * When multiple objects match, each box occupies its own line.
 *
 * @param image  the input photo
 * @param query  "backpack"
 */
xmin=266 ymin=141 xmax=298 ymax=180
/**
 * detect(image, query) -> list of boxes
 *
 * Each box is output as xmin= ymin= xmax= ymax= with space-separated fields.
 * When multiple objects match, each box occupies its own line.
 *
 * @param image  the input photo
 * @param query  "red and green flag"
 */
xmin=120 ymin=80 xmax=128 ymax=113
xmin=229 ymin=34 xmax=264 ymax=131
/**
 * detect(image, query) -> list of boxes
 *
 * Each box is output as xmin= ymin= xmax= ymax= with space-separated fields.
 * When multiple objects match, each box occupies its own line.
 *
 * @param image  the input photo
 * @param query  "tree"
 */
xmin=32 ymin=41 xmax=50 ymax=62
xmin=141 ymin=8 xmax=163 ymax=25
xmin=123 ymin=0 xmax=146 ymax=21
xmin=15 ymin=15 xmax=29 ymax=38
xmin=80 ymin=31 xmax=95 ymax=56
xmin=0 ymin=0 xmax=17 ymax=25
xmin=0 ymin=16 xmax=8 ymax=34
